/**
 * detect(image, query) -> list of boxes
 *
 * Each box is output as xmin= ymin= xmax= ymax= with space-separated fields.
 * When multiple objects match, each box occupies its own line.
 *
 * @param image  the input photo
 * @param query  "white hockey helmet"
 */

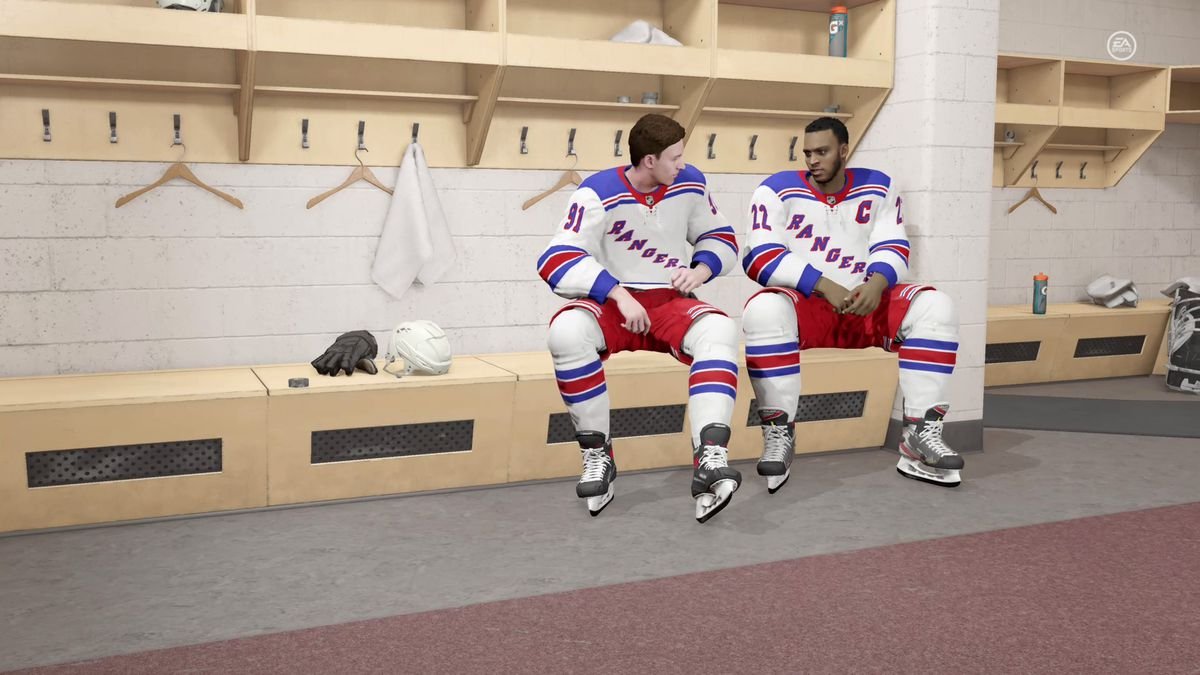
xmin=384 ymin=320 xmax=452 ymax=377
xmin=1086 ymin=274 xmax=1139 ymax=308
xmin=157 ymin=0 xmax=221 ymax=11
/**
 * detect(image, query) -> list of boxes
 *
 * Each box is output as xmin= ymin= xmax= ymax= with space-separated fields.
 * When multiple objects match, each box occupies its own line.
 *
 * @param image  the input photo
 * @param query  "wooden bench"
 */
xmin=477 ymin=347 xmax=898 ymax=483
xmin=0 ymin=368 xmax=268 ymax=533
xmin=0 ymin=348 xmax=898 ymax=534
xmin=985 ymin=300 xmax=1172 ymax=386
xmin=251 ymin=357 xmax=516 ymax=507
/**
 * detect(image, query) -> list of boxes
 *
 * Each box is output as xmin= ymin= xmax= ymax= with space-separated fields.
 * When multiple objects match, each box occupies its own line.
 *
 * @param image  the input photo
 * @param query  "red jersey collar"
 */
xmin=619 ymin=167 xmax=669 ymax=207
xmin=802 ymin=168 xmax=855 ymax=206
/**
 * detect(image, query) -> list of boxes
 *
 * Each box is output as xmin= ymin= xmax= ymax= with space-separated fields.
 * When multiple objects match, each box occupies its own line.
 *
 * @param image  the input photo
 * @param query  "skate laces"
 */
xmin=580 ymin=448 xmax=611 ymax=482
xmin=918 ymin=420 xmax=956 ymax=458
xmin=761 ymin=425 xmax=791 ymax=463
xmin=698 ymin=444 xmax=729 ymax=470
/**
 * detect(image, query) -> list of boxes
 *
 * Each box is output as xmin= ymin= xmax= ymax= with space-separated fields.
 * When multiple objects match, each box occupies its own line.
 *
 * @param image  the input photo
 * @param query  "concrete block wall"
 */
xmin=1 ymin=0 xmax=1001 ymax=442
xmin=993 ymin=0 xmax=1200 ymax=306
xmin=850 ymin=0 xmax=999 ymax=425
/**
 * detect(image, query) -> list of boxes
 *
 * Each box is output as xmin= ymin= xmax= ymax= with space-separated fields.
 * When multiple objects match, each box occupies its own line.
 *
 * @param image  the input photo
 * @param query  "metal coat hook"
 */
xmin=614 ymin=129 xmax=623 ymax=157
xmin=357 ymin=120 xmax=367 ymax=151
xmin=1079 ymin=161 xmax=1087 ymax=180
xmin=172 ymin=113 xmax=182 ymax=146
xmin=1055 ymin=160 xmax=1063 ymax=179
xmin=1030 ymin=160 xmax=1038 ymax=180
xmin=108 ymin=112 xmax=118 ymax=144
xmin=749 ymin=134 xmax=758 ymax=161
xmin=707 ymin=133 xmax=717 ymax=160
xmin=789 ymin=136 xmax=798 ymax=162
xmin=42 ymin=109 xmax=51 ymax=142
xmin=567 ymin=127 xmax=577 ymax=156
xmin=412 ymin=122 xmax=420 ymax=145
xmin=520 ymin=126 xmax=528 ymax=155
xmin=301 ymin=118 xmax=309 ymax=149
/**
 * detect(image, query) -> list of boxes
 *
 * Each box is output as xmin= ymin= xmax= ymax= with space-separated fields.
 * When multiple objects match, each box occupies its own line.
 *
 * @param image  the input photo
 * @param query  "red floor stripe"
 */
xmin=19 ymin=503 xmax=1200 ymax=674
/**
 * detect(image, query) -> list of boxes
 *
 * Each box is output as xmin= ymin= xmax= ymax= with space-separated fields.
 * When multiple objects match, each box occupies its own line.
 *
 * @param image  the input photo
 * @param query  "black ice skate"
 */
xmin=692 ymin=423 xmax=741 ymax=523
xmin=755 ymin=408 xmax=795 ymax=494
xmin=575 ymin=431 xmax=616 ymax=516
xmin=897 ymin=406 xmax=964 ymax=488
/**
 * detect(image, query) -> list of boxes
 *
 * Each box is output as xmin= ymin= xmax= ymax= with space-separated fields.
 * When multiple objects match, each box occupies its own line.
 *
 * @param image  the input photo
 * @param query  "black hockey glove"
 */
xmin=311 ymin=330 xmax=379 ymax=376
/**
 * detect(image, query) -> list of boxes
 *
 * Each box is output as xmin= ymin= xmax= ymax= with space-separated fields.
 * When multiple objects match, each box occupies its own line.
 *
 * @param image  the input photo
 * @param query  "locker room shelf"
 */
xmin=1167 ymin=66 xmax=1200 ymax=124
xmin=255 ymin=87 xmax=479 ymax=105
xmin=995 ymin=103 xmax=1059 ymax=127
xmin=1058 ymin=107 xmax=1163 ymax=132
xmin=1043 ymin=143 xmax=1126 ymax=162
xmin=0 ymin=0 xmax=247 ymax=92
xmin=995 ymin=53 xmax=1168 ymax=188
xmin=496 ymin=98 xmax=680 ymax=113
xmin=715 ymin=51 xmax=892 ymax=88
xmin=1167 ymin=111 xmax=1200 ymax=124
xmin=993 ymin=54 xmax=1060 ymax=188
xmin=0 ymin=0 xmax=895 ymax=172
xmin=701 ymin=106 xmax=854 ymax=120
xmin=505 ymin=35 xmax=711 ymax=79
xmin=0 ymin=73 xmax=241 ymax=95
xmin=0 ymin=0 xmax=249 ymax=52
xmin=993 ymin=141 xmax=1023 ymax=160
xmin=254 ymin=16 xmax=502 ymax=66
xmin=721 ymin=0 xmax=880 ymax=9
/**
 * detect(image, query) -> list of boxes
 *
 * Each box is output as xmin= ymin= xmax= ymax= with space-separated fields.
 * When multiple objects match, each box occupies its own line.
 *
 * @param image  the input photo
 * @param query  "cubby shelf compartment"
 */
xmin=994 ymin=53 xmax=1167 ymax=189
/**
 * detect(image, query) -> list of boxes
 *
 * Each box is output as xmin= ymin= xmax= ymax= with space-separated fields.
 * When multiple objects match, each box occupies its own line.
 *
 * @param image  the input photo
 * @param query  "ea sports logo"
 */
xmin=1107 ymin=31 xmax=1136 ymax=61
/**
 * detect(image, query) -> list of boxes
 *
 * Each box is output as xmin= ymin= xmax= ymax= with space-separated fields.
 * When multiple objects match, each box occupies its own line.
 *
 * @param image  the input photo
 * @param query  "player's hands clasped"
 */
xmin=670 ymin=264 xmax=712 ymax=296
xmin=814 ymin=277 xmax=852 ymax=312
xmin=842 ymin=274 xmax=888 ymax=316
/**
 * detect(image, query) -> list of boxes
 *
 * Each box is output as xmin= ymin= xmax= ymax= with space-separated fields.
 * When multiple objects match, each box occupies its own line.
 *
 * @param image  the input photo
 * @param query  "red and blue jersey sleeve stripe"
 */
xmin=869 ymin=239 xmax=910 ymax=264
xmin=538 ymin=245 xmax=589 ymax=287
xmin=742 ymin=243 xmax=788 ymax=285
xmin=742 ymin=244 xmax=823 ymax=296
xmin=696 ymin=226 xmax=739 ymax=255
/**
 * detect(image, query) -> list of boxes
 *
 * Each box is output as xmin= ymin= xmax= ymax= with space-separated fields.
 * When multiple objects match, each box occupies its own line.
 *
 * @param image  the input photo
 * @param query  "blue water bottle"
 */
xmin=829 ymin=6 xmax=848 ymax=57
xmin=1033 ymin=272 xmax=1048 ymax=315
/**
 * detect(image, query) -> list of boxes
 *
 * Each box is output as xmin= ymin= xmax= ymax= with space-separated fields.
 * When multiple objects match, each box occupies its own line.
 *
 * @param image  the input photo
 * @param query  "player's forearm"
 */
xmin=607 ymin=284 xmax=634 ymax=304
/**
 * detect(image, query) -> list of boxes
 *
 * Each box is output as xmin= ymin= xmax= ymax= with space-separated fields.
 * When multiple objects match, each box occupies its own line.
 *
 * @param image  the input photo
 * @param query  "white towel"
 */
xmin=371 ymin=142 xmax=456 ymax=299
xmin=610 ymin=19 xmax=683 ymax=46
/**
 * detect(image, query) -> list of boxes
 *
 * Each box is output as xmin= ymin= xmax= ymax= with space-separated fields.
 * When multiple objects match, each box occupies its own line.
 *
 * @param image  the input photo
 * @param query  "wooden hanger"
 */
xmin=1008 ymin=164 xmax=1057 ymax=214
xmin=522 ymin=157 xmax=583 ymax=210
xmin=1008 ymin=184 xmax=1057 ymax=214
xmin=115 ymin=145 xmax=243 ymax=209
xmin=306 ymin=147 xmax=394 ymax=209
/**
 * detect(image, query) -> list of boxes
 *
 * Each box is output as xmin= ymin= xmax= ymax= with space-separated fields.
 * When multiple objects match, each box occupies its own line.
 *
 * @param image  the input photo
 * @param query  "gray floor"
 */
xmin=983 ymin=376 xmax=1200 ymax=438
xmin=988 ymin=376 xmax=1199 ymax=402
xmin=2 ymin=428 xmax=1199 ymax=671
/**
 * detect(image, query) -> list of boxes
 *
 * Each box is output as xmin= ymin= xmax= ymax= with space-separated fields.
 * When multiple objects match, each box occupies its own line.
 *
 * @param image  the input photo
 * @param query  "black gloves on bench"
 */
xmin=311 ymin=330 xmax=379 ymax=376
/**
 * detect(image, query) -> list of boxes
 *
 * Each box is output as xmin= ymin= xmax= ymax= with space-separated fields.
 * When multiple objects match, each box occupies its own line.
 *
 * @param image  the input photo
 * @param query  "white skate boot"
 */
xmin=755 ymin=408 xmax=795 ymax=494
xmin=897 ymin=406 xmax=964 ymax=488
xmin=575 ymin=431 xmax=616 ymax=516
xmin=692 ymin=423 xmax=741 ymax=523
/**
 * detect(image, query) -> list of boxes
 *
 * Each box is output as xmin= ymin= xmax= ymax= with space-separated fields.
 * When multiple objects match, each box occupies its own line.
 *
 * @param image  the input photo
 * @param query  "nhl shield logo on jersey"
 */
xmin=826 ymin=194 xmax=836 ymax=205
xmin=645 ymin=195 xmax=656 ymax=206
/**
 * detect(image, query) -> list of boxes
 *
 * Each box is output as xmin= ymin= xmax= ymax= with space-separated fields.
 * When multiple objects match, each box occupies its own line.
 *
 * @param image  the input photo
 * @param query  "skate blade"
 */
xmin=695 ymin=479 xmax=738 ymax=524
xmin=766 ymin=470 xmax=790 ymax=495
xmin=896 ymin=457 xmax=960 ymax=488
xmin=586 ymin=485 xmax=614 ymax=517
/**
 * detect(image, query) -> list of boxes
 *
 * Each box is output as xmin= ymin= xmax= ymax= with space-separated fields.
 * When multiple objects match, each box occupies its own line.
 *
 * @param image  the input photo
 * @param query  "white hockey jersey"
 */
xmin=537 ymin=164 xmax=739 ymax=303
xmin=742 ymin=168 xmax=909 ymax=296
